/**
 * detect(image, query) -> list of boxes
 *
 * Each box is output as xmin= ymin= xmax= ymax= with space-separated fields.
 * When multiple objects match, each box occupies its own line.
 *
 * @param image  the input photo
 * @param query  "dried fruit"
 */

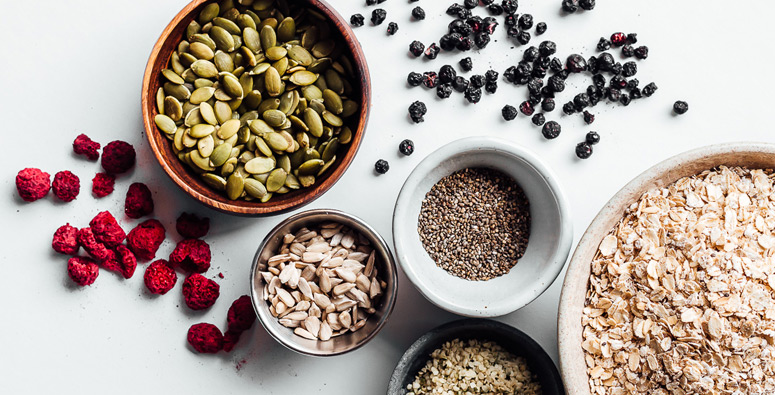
xmin=15 ymin=168 xmax=50 ymax=202
xmin=350 ymin=14 xmax=364 ymax=27
xmin=52 ymin=171 xmax=80 ymax=202
xmin=541 ymin=98 xmax=556 ymax=112
xmin=76 ymin=227 xmax=111 ymax=262
xmin=183 ymin=274 xmax=220 ymax=310
xmin=67 ymin=256 xmax=99 ymax=286
xmin=227 ymin=295 xmax=256 ymax=333
xmin=176 ymin=212 xmax=210 ymax=239
xmin=470 ymin=74 xmax=486 ymax=88
xmin=144 ymin=259 xmax=177 ymax=295
xmin=411 ymin=7 xmax=426 ymax=20
xmin=170 ymin=239 xmax=212 ymax=273
xmin=519 ymin=101 xmax=535 ymax=116
xmin=53 ymin=224 xmax=79 ymax=255
xmin=502 ymin=105 xmax=518 ymax=121
xmin=464 ymin=86 xmax=482 ymax=103
xmin=596 ymin=37 xmax=611 ymax=51
xmin=399 ymin=139 xmax=415 ymax=156
xmin=375 ymin=159 xmax=390 ymax=174
xmin=575 ymin=142 xmax=593 ymax=159
xmin=408 ymin=101 xmax=427 ymax=123
xmin=634 ymin=45 xmax=649 ymax=59
xmin=610 ymin=32 xmax=627 ymax=47
xmin=518 ymin=14 xmax=533 ymax=30
xmin=371 ymin=8 xmax=387 ymax=25
xmin=585 ymin=131 xmax=600 ymax=145
xmin=642 ymin=82 xmax=658 ymax=97
xmin=409 ymin=40 xmax=425 ymax=57
xmin=562 ymin=0 xmax=578 ymax=13
xmin=566 ymin=54 xmax=587 ymax=72
xmin=542 ymin=121 xmax=561 ymax=139
xmin=531 ymin=113 xmax=546 ymax=126
xmin=187 ymin=323 xmax=223 ymax=353
xmin=459 ymin=57 xmax=473 ymax=72
xmin=673 ymin=100 xmax=689 ymax=114
xmin=583 ymin=111 xmax=595 ymax=124
xmin=452 ymin=76 xmax=469 ymax=92
xmin=127 ymin=219 xmax=166 ymax=261
xmin=536 ymin=22 xmax=547 ymax=35
xmin=407 ymin=71 xmax=423 ymax=87
xmin=72 ymin=134 xmax=100 ymax=161
xmin=579 ymin=0 xmax=595 ymax=10
xmin=425 ymin=43 xmax=440 ymax=59
xmin=101 ymin=140 xmax=136 ymax=175
xmin=124 ymin=183 xmax=154 ymax=219
xmin=91 ymin=173 xmax=115 ymax=198
xmin=90 ymin=211 xmax=126 ymax=248
xmin=386 ymin=22 xmax=398 ymax=35
xmin=622 ymin=61 xmax=637 ymax=77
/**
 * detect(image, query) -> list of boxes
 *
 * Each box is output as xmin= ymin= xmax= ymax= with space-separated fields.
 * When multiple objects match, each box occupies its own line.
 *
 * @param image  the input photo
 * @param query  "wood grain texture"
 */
xmin=141 ymin=0 xmax=371 ymax=216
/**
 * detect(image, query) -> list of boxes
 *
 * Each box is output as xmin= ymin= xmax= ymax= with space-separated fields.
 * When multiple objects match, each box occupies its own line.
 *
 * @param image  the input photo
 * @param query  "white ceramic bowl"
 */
xmin=558 ymin=143 xmax=775 ymax=394
xmin=393 ymin=137 xmax=572 ymax=317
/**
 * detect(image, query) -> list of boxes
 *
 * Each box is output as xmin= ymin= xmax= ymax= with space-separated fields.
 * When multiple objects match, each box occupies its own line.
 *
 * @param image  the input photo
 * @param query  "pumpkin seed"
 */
xmin=301 ymin=25 xmax=318 ymax=49
xmin=248 ymin=119 xmax=274 ymax=135
xmin=245 ymin=156 xmax=275 ymax=174
xmin=321 ymin=138 xmax=339 ymax=162
xmin=162 ymin=69 xmax=184 ymax=85
xmin=339 ymin=126 xmax=353 ymax=144
xmin=244 ymin=178 xmax=268 ymax=198
xmin=249 ymin=62 xmax=270 ymax=75
xmin=265 ymin=66 xmax=283 ymax=96
xmin=317 ymin=156 xmax=336 ymax=176
xmin=277 ymin=154 xmax=291 ymax=173
xmin=220 ymin=72 xmax=244 ymax=99
xmin=189 ymin=42 xmax=215 ymax=60
xmin=260 ymin=25 xmax=277 ymax=52
xmin=190 ymin=150 xmax=215 ymax=171
xmin=189 ymin=86 xmax=214 ymax=104
xmin=264 ymin=132 xmax=290 ymax=151
xmin=304 ymin=108 xmax=324 ymax=137
xmin=266 ymin=168 xmax=287 ymax=192
xmin=273 ymin=57 xmax=289 ymax=76
xmin=155 ymin=114 xmax=176 ymax=134
xmin=214 ymin=101 xmax=232 ymax=124
xmin=237 ymin=14 xmax=257 ymax=30
xmin=213 ymin=50 xmax=234 ymax=72
xmin=289 ymin=70 xmax=317 ymax=86
xmin=201 ymin=173 xmax=226 ymax=190
xmin=190 ymin=124 xmax=215 ymax=138
xmin=156 ymin=87 xmax=165 ymax=114
xmin=191 ymin=33 xmax=216 ymax=51
xmin=213 ymin=17 xmax=241 ymax=35
xmin=210 ymin=26 xmax=235 ymax=52
xmin=187 ymin=20 xmax=202 ymax=41
xmin=191 ymin=59 xmax=218 ymax=78
xmin=243 ymin=26 xmax=261 ymax=52
xmin=298 ymin=159 xmax=324 ymax=176
xmin=298 ymin=174 xmax=315 ymax=187
xmin=184 ymin=107 xmax=203 ymax=127
xmin=342 ymin=100 xmax=358 ymax=118
xmin=266 ymin=46 xmax=287 ymax=61
xmin=324 ymin=69 xmax=343 ymax=94
xmin=217 ymin=119 xmax=241 ymax=139
xmin=197 ymin=135 xmax=215 ymax=157
xmin=263 ymin=109 xmax=286 ymax=127
xmin=311 ymin=40 xmax=335 ymax=58
xmin=164 ymin=96 xmax=183 ymax=121
xmin=210 ymin=143 xmax=232 ymax=166
xmin=276 ymin=17 xmax=296 ymax=42
xmin=287 ymin=46 xmax=313 ymax=66
xmin=322 ymin=89 xmax=343 ymax=114
xmin=164 ymin=82 xmax=191 ymax=101
xmin=285 ymin=174 xmax=301 ymax=189
xmin=322 ymin=111 xmax=343 ymax=127
xmin=198 ymin=3 xmax=219 ymax=24
xmin=226 ymin=172 xmax=245 ymax=200
xmin=255 ymin=135 xmax=272 ymax=156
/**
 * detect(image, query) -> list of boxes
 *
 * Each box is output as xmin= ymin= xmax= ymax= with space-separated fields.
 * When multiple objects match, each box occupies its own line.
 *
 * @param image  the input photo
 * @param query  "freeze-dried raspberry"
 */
xmin=91 ymin=173 xmax=115 ymax=198
xmin=73 ymin=134 xmax=100 ymax=161
xmin=144 ymin=259 xmax=177 ymax=295
xmin=113 ymin=245 xmax=137 ymax=279
xmin=76 ymin=227 xmax=111 ymax=262
xmin=187 ymin=323 xmax=223 ymax=353
xmin=176 ymin=212 xmax=210 ymax=239
xmin=15 ymin=168 xmax=50 ymax=202
xmin=125 ymin=183 xmax=154 ymax=219
xmin=127 ymin=219 xmax=165 ymax=261
xmin=222 ymin=330 xmax=241 ymax=352
xmin=51 ymin=171 xmax=80 ymax=202
xmin=89 ymin=211 xmax=126 ymax=247
xmin=52 ymin=223 xmax=79 ymax=255
xmin=182 ymin=274 xmax=220 ymax=310
xmin=170 ymin=239 xmax=211 ymax=273
xmin=227 ymin=295 xmax=257 ymax=333
xmin=101 ymin=140 xmax=135 ymax=174
xmin=67 ymin=256 xmax=99 ymax=286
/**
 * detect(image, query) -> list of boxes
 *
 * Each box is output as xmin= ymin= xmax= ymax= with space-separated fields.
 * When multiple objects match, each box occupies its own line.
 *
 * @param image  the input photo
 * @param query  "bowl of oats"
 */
xmin=558 ymin=143 xmax=775 ymax=394
xmin=388 ymin=319 xmax=564 ymax=395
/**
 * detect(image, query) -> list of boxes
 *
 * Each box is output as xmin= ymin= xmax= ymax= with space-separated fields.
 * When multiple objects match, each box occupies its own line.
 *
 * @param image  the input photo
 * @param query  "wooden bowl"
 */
xmin=558 ymin=143 xmax=775 ymax=394
xmin=141 ymin=0 xmax=371 ymax=216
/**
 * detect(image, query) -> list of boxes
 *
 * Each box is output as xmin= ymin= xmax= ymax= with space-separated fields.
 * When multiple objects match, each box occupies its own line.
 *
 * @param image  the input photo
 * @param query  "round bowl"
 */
xmin=141 ymin=0 xmax=371 ymax=216
xmin=393 ymin=137 xmax=572 ymax=317
xmin=249 ymin=208 xmax=397 ymax=356
xmin=387 ymin=319 xmax=564 ymax=395
xmin=558 ymin=143 xmax=775 ymax=394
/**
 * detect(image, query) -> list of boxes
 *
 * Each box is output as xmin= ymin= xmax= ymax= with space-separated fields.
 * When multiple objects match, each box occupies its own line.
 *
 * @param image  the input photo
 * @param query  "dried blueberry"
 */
xmin=519 ymin=101 xmax=535 ymax=116
xmin=504 ymin=66 xmax=517 ymax=83
xmin=593 ymin=74 xmax=606 ymax=89
xmin=516 ymin=62 xmax=533 ymax=80
xmin=485 ymin=82 xmax=498 ymax=94
xmin=516 ymin=30 xmax=531 ymax=45
xmin=464 ymin=0 xmax=478 ymax=9
xmin=452 ymin=76 xmax=469 ymax=92
xmin=597 ymin=37 xmax=611 ymax=51
xmin=562 ymin=101 xmax=576 ymax=115
xmin=527 ymin=78 xmax=543 ymax=94
xmin=408 ymin=101 xmax=427 ymax=123
xmin=538 ymin=40 xmax=556 ymax=57
xmin=374 ymin=159 xmax=389 ymax=174
xmin=619 ymin=94 xmax=631 ymax=106
xmin=626 ymin=33 xmax=638 ymax=44
xmin=504 ymin=13 xmax=518 ymax=27
xmin=627 ymin=78 xmax=639 ymax=89
xmin=437 ymin=84 xmax=453 ymax=99
xmin=566 ymin=54 xmax=587 ymax=72
xmin=483 ymin=17 xmax=499 ymax=34
xmin=422 ymin=71 xmax=438 ymax=88
xmin=583 ymin=111 xmax=595 ymax=124
xmin=536 ymin=22 xmax=547 ymax=35
xmin=474 ymin=32 xmax=491 ymax=49
xmin=598 ymin=52 xmax=614 ymax=71
xmin=610 ymin=62 xmax=623 ymax=75
xmin=622 ymin=45 xmax=634 ymax=57
xmin=350 ymin=14 xmax=365 ymax=27
xmin=456 ymin=37 xmax=473 ymax=51
xmin=464 ymin=86 xmax=482 ymax=103
xmin=366 ymin=0 xmax=378 ymax=5
xmin=562 ymin=0 xmax=578 ymax=13
xmin=409 ymin=41 xmax=425 ymax=57
xmin=635 ymin=46 xmax=649 ymax=59
xmin=579 ymin=0 xmax=595 ymax=10
xmin=518 ymin=14 xmax=534 ymax=30
xmin=425 ymin=43 xmax=440 ymax=59
xmin=447 ymin=3 xmax=464 ymax=15
xmin=399 ymin=139 xmax=414 ymax=156
xmin=532 ymin=113 xmax=546 ymax=126
xmin=467 ymin=16 xmax=483 ymax=33
xmin=548 ymin=74 xmax=565 ymax=92
xmin=439 ymin=65 xmax=457 ymax=84
xmin=386 ymin=22 xmax=398 ymax=35
xmin=523 ymin=46 xmax=540 ymax=62
xmin=610 ymin=75 xmax=627 ymax=89
xmin=459 ymin=57 xmax=473 ymax=72
xmin=502 ymin=0 xmax=518 ymax=14
xmin=642 ymin=82 xmax=657 ymax=97
xmin=485 ymin=69 xmax=499 ymax=82
xmin=371 ymin=9 xmax=387 ymax=25
xmin=439 ymin=34 xmax=459 ymax=51
xmin=540 ymin=86 xmax=554 ymax=98
xmin=610 ymin=32 xmax=626 ymax=47
xmin=549 ymin=57 xmax=563 ymax=72
xmin=542 ymin=121 xmax=561 ymax=139
xmin=407 ymin=72 xmax=423 ymax=86
xmin=574 ymin=93 xmax=590 ymax=109
xmin=629 ymin=87 xmax=642 ymax=99
xmin=502 ymin=105 xmax=518 ymax=120
xmin=575 ymin=142 xmax=592 ymax=159
xmin=622 ymin=61 xmax=637 ymax=77
xmin=606 ymin=87 xmax=621 ymax=101
xmin=488 ymin=4 xmax=504 ymax=15
xmin=470 ymin=74 xmax=486 ymax=88
xmin=586 ymin=131 xmax=600 ymax=145
xmin=673 ymin=100 xmax=689 ymax=114
xmin=412 ymin=7 xmax=426 ymax=20
xmin=542 ymin=98 xmax=556 ymax=112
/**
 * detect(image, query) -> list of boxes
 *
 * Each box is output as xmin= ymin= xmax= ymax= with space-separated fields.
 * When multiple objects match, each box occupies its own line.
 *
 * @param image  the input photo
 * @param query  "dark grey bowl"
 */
xmin=387 ymin=319 xmax=564 ymax=395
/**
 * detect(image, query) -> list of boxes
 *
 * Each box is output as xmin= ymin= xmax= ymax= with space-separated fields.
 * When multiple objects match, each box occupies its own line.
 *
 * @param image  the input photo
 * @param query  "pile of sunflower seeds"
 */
xmin=418 ymin=168 xmax=531 ymax=281
xmin=258 ymin=222 xmax=385 ymax=341
xmin=153 ymin=0 xmax=359 ymax=202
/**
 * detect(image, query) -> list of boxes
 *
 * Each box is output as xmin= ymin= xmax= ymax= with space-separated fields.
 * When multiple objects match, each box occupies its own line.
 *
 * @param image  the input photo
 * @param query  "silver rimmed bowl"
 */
xmin=250 ymin=208 xmax=398 ymax=356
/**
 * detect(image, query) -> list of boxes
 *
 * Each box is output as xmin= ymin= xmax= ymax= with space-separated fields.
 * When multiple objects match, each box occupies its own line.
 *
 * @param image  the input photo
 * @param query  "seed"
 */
xmin=155 ymin=114 xmax=177 ymax=134
xmin=225 ymin=172 xmax=245 ymax=200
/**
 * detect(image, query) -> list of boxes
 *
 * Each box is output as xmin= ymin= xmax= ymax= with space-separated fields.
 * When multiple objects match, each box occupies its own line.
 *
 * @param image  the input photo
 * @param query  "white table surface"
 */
xmin=2 ymin=0 xmax=774 ymax=393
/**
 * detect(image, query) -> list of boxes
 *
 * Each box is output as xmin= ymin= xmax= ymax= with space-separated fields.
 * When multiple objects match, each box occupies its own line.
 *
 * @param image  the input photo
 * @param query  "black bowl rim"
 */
xmin=387 ymin=318 xmax=564 ymax=395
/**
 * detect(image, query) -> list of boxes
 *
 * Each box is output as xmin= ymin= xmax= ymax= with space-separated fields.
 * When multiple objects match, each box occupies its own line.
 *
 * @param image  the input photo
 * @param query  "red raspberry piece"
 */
xmin=73 ymin=134 xmax=101 ymax=161
xmin=222 ymin=330 xmax=241 ymax=352
xmin=52 ymin=170 xmax=80 ymax=202
xmin=187 ymin=323 xmax=223 ymax=353
xmin=67 ymin=256 xmax=99 ymax=286
xmin=52 ymin=223 xmax=79 ymax=255
xmin=101 ymin=140 xmax=136 ymax=174
xmin=89 ymin=211 xmax=126 ymax=247
xmin=91 ymin=173 xmax=115 ymax=198
xmin=127 ymin=219 xmax=165 ymax=261
xmin=170 ymin=239 xmax=211 ymax=273
xmin=124 ymin=182 xmax=154 ymax=219
xmin=227 ymin=295 xmax=257 ymax=333
xmin=15 ymin=168 xmax=50 ymax=202
xmin=176 ymin=212 xmax=210 ymax=239
xmin=76 ymin=227 xmax=111 ymax=262
xmin=144 ymin=259 xmax=177 ymax=295
xmin=112 ymin=245 xmax=137 ymax=279
xmin=182 ymin=273 xmax=220 ymax=310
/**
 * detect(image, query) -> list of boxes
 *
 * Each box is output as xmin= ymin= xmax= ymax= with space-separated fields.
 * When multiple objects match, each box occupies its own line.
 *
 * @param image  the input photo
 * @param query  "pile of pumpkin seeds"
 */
xmin=153 ymin=0 xmax=360 ymax=202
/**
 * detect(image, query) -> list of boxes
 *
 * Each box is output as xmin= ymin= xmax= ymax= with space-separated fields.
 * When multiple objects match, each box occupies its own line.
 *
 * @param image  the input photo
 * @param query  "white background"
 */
xmin=2 ymin=0 xmax=774 ymax=393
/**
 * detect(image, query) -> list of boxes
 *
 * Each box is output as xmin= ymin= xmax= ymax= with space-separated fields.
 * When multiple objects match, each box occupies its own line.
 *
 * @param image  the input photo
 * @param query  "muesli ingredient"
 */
xmin=124 ymin=183 xmax=154 ymax=219
xmin=91 ymin=173 xmax=115 ymax=198
xmin=52 ymin=171 xmax=80 ymax=202
xmin=144 ymin=259 xmax=177 ymax=295
xmin=127 ymin=219 xmax=165 ymax=261
xmin=101 ymin=140 xmax=135 ymax=174
xmin=52 ymin=224 xmax=80 ymax=255
xmin=15 ymin=168 xmax=50 ymax=202
xmin=72 ymin=134 xmax=100 ymax=160
xmin=170 ymin=239 xmax=212 ymax=274
xmin=182 ymin=273 xmax=220 ymax=310
xmin=67 ymin=256 xmax=99 ymax=286
xmin=187 ymin=323 xmax=223 ymax=354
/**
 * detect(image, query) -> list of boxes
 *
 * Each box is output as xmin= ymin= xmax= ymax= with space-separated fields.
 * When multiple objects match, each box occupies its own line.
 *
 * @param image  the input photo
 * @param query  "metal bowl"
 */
xmin=249 ymin=208 xmax=397 ymax=356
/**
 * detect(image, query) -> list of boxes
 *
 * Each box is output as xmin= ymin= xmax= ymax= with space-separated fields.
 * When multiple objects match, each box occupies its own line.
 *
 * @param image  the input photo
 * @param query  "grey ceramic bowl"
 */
xmin=387 ymin=319 xmax=564 ymax=395
xmin=558 ymin=143 xmax=775 ymax=394
xmin=249 ymin=208 xmax=398 ymax=356
xmin=393 ymin=137 xmax=572 ymax=317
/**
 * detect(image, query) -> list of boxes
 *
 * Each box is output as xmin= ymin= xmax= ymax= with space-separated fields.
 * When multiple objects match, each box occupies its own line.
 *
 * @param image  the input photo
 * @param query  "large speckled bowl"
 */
xmin=558 ymin=143 xmax=775 ymax=394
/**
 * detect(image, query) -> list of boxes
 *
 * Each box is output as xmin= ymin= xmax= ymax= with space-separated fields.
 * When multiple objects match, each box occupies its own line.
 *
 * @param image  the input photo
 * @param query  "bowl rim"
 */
xmin=140 ymin=0 xmax=371 ymax=216
xmin=387 ymin=318 xmax=565 ymax=395
xmin=249 ymin=208 xmax=398 ymax=356
xmin=557 ymin=142 xmax=775 ymax=394
xmin=393 ymin=136 xmax=573 ymax=317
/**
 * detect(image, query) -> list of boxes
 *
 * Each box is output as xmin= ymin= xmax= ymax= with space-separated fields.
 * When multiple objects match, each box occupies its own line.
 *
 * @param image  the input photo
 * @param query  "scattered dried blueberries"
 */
xmin=459 ymin=57 xmax=473 ymax=72
xmin=387 ymin=22 xmax=399 ymax=35
xmin=575 ymin=142 xmax=593 ymax=159
xmin=350 ymin=14 xmax=365 ymax=27
xmin=583 ymin=111 xmax=595 ymax=124
xmin=585 ymin=131 xmax=600 ymax=145
xmin=407 ymin=72 xmax=423 ymax=86
xmin=409 ymin=41 xmax=425 ymax=57
xmin=408 ymin=101 xmax=427 ymax=123
xmin=371 ymin=9 xmax=387 ymax=25
xmin=375 ymin=159 xmax=389 ymax=174
xmin=502 ymin=105 xmax=518 ymax=121
xmin=562 ymin=0 xmax=579 ymax=13
xmin=452 ymin=76 xmax=469 ymax=92
xmin=464 ymin=86 xmax=482 ymax=103
xmin=532 ymin=113 xmax=546 ymax=126
xmin=412 ymin=7 xmax=426 ymax=20
xmin=542 ymin=98 xmax=556 ymax=112
xmin=425 ymin=43 xmax=440 ymax=59
xmin=673 ymin=100 xmax=689 ymax=114
xmin=399 ymin=139 xmax=415 ymax=156
xmin=542 ymin=121 xmax=562 ymax=139
xmin=437 ymin=84 xmax=453 ymax=99
xmin=536 ymin=22 xmax=547 ymax=35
